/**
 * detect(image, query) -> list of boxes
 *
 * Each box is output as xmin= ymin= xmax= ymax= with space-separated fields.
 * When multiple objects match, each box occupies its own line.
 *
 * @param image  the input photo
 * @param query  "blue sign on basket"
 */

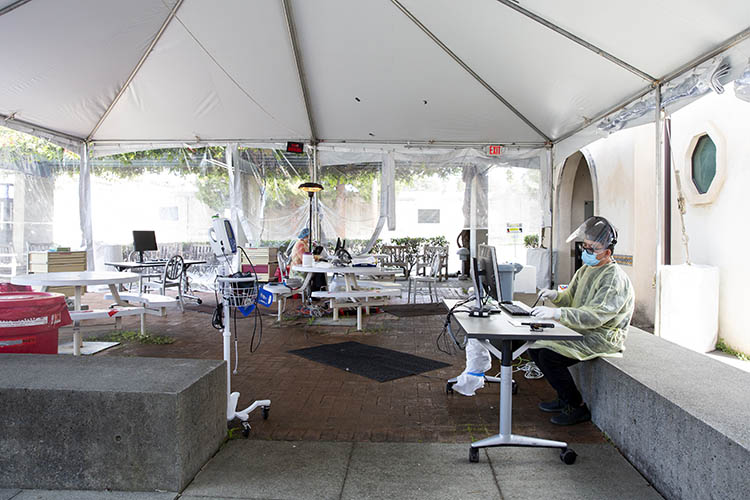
xmin=257 ymin=287 xmax=274 ymax=307
xmin=238 ymin=304 xmax=256 ymax=316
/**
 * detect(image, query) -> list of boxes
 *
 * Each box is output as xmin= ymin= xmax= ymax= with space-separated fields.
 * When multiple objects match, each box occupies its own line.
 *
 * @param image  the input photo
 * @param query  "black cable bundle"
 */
xmin=436 ymin=297 xmax=473 ymax=354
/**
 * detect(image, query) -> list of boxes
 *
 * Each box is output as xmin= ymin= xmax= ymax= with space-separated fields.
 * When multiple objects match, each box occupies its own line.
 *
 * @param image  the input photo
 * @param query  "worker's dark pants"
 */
xmin=528 ymin=348 xmax=583 ymax=407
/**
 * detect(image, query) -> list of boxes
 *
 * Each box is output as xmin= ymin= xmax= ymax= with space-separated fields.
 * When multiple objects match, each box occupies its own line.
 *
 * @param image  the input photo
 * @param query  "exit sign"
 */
xmin=487 ymin=145 xmax=503 ymax=156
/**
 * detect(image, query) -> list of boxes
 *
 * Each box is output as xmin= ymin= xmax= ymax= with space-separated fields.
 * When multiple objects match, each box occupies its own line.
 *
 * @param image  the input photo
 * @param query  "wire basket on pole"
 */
xmin=215 ymin=275 xmax=259 ymax=309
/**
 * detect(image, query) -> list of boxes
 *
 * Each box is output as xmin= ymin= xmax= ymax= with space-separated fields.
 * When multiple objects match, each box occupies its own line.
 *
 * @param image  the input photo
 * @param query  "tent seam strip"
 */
xmin=170 ymin=6 xmax=304 ymax=139
xmin=494 ymin=0 xmax=656 ymax=83
xmin=282 ymin=0 xmax=317 ymax=143
xmin=86 ymin=0 xmax=185 ymax=142
xmin=0 ymin=0 xmax=32 ymax=18
xmin=390 ymin=0 xmax=550 ymax=143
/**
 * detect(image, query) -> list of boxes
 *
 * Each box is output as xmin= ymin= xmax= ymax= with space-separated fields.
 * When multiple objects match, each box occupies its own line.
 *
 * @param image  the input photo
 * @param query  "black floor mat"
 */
xmin=288 ymin=341 xmax=450 ymax=382
xmin=382 ymin=302 xmax=448 ymax=317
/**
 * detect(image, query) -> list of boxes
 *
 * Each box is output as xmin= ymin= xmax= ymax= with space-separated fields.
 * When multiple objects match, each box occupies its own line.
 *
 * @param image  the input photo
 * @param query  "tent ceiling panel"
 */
xmin=93 ymin=0 xmax=311 ymax=142
xmin=520 ymin=0 xmax=750 ymax=80
xmin=291 ymin=0 xmax=546 ymax=144
xmin=401 ymin=0 xmax=648 ymax=140
xmin=0 ymin=0 xmax=178 ymax=139
xmin=1 ymin=0 xmax=749 ymax=149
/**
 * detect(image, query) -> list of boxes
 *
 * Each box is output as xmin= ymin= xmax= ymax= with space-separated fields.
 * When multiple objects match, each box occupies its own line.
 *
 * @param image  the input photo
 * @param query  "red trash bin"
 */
xmin=0 ymin=292 xmax=72 ymax=354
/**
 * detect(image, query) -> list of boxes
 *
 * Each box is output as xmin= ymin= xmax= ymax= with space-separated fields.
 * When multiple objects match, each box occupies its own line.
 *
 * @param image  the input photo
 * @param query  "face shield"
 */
xmin=566 ymin=216 xmax=618 ymax=252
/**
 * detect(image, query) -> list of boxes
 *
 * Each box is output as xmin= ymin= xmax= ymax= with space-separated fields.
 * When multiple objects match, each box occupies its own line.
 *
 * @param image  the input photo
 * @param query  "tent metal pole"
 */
xmin=660 ymin=26 xmax=750 ymax=84
xmin=1 ymin=113 xmax=84 ymax=149
xmin=312 ymin=145 xmax=320 ymax=243
xmin=390 ymin=0 xmax=550 ymax=142
xmin=548 ymin=147 xmax=555 ymax=287
xmin=282 ymin=0 xmax=317 ymax=142
xmin=78 ymin=143 xmax=94 ymax=271
xmin=494 ymin=0 xmax=654 ymax=82
xmin=654 ymin=85 xmax=663 ymax=337
xmin=86 ymin=0 xmax=184 ymax=141
xmin=554 ymin=25 xmax=750 ymax=145
xmin=0 ymin=0 xmax=32 ymax=18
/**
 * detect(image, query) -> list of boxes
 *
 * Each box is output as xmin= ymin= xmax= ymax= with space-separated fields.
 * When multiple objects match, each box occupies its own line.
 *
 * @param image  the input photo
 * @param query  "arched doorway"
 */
xmin=555 ymin=151 xmax=597 ymax=284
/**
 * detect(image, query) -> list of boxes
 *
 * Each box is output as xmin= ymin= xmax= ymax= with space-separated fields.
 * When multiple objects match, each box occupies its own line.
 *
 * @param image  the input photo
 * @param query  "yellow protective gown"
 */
xmin=532 ymin=261 xmax=634 ymax=361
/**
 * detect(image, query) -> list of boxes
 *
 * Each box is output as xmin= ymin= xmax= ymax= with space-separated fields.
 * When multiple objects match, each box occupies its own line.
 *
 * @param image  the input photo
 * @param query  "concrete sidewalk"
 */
xmin=3 ymin=439 xmax=663 ymax=500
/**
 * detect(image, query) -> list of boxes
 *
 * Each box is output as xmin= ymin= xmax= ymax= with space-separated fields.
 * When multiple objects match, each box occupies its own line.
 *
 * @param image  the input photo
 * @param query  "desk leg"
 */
xmin=468 ymin=339 xmax=574 ymax=464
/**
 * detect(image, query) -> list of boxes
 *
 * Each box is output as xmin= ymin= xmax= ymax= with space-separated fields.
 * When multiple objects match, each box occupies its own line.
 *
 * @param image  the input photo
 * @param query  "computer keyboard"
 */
xmin=499 ymin=301 xmax=531 ymax=316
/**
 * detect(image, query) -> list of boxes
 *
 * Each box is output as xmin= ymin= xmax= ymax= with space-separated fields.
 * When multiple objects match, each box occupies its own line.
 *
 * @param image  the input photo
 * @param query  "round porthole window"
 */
xmin=691 ymin=134 xmax=716 ymax=194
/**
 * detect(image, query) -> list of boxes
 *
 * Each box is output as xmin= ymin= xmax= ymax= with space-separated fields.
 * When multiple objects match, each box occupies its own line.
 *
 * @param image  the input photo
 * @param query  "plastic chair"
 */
xmin=142 ymin=255 xmax=185 ymax=310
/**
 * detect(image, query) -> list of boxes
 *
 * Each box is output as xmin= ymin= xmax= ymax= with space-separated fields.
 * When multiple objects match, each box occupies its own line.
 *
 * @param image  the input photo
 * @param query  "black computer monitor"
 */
xmin=133 ymin=230 xmax=157 ymax=263
xmin=469 ymin=245 xmax=503 ymax=317
xmin=478 ymin=244 xmax=503 ymax=302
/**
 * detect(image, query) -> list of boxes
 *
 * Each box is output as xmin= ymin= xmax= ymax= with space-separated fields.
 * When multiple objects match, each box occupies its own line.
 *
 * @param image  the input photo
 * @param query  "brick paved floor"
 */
xmin=71 ymin=280 xmax=604 ymax=445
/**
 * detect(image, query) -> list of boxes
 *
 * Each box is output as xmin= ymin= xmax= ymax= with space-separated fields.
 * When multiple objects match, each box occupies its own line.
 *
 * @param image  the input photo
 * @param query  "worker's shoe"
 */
xmin=550 ymin=403 xmax=591 ymax=426
xmin=538 ymin=399 xmax=565 ymax=413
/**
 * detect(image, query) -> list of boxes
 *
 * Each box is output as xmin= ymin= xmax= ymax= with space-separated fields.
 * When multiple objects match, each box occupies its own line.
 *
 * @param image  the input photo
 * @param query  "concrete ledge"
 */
xmin=571 ymin=328 xmax=750 ymax=500
xmin=0 ymin=354 xmax=226 ymax=492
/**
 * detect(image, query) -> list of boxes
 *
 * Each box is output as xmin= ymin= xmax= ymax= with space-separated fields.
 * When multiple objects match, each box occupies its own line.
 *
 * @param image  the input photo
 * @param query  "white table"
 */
xmin=12 ymin=271 xmax=140 ymax=356
xmin=292 ymin=263 xmax=401 ymax=330
xmin=105 ymin=259 xmax=207 ymax=303
xmin=443 ymin=299 xmax=583 ymax=464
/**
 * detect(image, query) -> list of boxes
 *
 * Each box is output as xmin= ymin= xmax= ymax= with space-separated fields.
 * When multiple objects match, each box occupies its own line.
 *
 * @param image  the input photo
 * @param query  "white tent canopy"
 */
xmin=2 ymin=0 xmax=750 ymax=153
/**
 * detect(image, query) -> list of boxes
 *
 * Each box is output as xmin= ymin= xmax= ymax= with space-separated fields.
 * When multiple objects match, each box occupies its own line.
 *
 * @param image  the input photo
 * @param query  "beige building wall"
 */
xmin=584 ymin=125 xmax=657 ymax=329
xmin=668 ymin=91 xmax=750 ymax=353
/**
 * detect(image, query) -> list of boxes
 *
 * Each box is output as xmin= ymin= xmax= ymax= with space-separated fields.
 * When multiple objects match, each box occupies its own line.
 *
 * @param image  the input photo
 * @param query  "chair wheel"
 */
xmin=241 ymin=421 xmax=251 ymax=438
xmin=446 ymin=382 xmax=454 ymax=394
xmin=469 ymin=447 xmax=479 ymax=463
xmin=560 ymin=448 xmax=577 ymax=465
xmin=262 ymin=406 xmax=270 ymax=420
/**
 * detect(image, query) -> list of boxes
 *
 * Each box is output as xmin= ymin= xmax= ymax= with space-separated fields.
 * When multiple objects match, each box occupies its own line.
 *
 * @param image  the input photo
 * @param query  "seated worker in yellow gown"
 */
xmin=529 ymin=216 xmax=635 ymax=426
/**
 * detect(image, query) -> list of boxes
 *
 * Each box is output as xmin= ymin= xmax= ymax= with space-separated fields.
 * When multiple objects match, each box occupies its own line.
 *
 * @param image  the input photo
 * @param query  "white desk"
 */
xmin=443 ymin=299 xmax=583 ymax=464
xmin=12 ymin=272 xmax=140 ymax=356
xmin=292 ymin=263 xmax=400 ymax=330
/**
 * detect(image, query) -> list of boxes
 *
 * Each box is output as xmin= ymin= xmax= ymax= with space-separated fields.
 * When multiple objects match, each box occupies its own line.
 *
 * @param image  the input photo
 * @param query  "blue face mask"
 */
xmin=582 ymin=250 xmax=600 ymax=266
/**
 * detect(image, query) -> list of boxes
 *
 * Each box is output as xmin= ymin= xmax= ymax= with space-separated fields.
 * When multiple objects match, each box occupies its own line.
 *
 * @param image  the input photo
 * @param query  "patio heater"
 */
xmin=298 ymin=182 xmax=324 ymax=252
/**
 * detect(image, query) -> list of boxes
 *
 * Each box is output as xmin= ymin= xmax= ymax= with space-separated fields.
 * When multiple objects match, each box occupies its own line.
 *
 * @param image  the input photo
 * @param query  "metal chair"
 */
xmin=262 ymin=251 xmax=311 ymax=321
xmin=142 ymin=255 xmax=185 ymax=310
xmin=406 ymin=252 xmax=441 ymax=303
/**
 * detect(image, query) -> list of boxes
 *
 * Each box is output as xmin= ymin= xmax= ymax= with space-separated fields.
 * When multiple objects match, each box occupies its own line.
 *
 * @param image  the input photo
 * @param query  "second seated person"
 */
xmin=290 ymin=228 xmax=327 ymax=294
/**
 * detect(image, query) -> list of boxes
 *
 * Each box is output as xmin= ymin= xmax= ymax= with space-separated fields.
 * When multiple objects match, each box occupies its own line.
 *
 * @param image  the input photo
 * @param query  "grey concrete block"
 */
xmin=571 ymin=328 xmax=750 ymax=500
xmin=343 ymin=442 xmax=501 ymax=500
xmin=0 ymin=354 xmax=226 ymax=493
xmin=0 ymin=489 xmax=20 ymax=500
xmin=12 ymin=491 xmax=178 ymax=500
xmin=486 ymin=443 xmax=662 ymax=500
xmin=183 ymin=440 xmax=351 ymax=500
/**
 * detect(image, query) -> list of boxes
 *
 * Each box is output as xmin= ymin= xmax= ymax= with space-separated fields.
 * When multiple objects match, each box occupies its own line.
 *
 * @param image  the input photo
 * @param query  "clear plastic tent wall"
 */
xmin=0 ymin=127 xmax=83 ymax=277
xmin=86 ymin=146 xmax=312 ymax=290
xmin=317 ymin=146 xmax=548 ymax=273
xmin=233 ymin=147 xmax=312 ymax=251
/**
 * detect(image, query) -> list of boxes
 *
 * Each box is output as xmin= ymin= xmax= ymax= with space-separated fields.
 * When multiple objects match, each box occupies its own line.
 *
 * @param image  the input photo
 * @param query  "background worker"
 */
xmin=290 ymin=228 xmax=327 ymax=293
xmin=529 ymin=216 xmax=635 ymax=425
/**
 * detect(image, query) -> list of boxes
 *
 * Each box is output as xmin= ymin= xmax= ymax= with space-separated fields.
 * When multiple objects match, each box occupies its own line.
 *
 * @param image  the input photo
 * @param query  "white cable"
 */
xmin=511 ymin=360 xmax=544 ymax=379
